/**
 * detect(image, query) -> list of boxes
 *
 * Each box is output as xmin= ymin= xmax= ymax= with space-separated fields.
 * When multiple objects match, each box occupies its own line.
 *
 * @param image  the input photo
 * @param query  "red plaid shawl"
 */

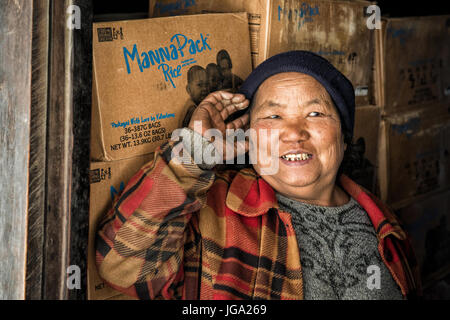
xmin=96 ymin=140 xmax=422 ymax=300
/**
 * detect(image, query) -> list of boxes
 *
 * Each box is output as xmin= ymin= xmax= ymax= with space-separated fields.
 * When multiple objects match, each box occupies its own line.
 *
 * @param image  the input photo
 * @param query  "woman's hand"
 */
xmin=188 ymin=90 xmax=250 ymax=161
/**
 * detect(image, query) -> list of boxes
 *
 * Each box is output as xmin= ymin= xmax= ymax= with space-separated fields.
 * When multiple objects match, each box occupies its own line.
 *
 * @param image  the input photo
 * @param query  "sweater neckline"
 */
xmin=275 ymin=191 xmax=359 ymax=215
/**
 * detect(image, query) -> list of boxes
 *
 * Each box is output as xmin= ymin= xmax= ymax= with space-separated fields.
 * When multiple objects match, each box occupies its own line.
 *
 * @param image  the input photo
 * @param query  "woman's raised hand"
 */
xmin=188 ymin=90 xmax=250 ymax=161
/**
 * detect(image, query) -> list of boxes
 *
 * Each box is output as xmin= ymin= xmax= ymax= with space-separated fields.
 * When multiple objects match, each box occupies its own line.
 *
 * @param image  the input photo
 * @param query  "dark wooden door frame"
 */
xmin=26 ymin=0 xmax=50 ymax=300
xmin=25 ymin=0 xmax=92 ymax=300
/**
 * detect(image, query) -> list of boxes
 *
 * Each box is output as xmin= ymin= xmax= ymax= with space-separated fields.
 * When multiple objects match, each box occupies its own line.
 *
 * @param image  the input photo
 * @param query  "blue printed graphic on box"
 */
xmin=110 ymin=182 xmax=125 ymax=201
xmin=386 ymin=27 xmax=415 ymax=46
xmin=123 ymin=33 xmax=212 ymax=88
xmin=277 ymin=3 xmax=320 ymax=30
xmin=391 ymin=117 xmax=421 ymax=138
xmin=154 ymin=0 xmax=197 ymax=16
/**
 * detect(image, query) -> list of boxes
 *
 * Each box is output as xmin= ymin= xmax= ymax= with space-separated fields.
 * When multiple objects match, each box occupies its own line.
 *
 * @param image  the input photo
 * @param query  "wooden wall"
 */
xmin=0 ymin=0 xmax=33 ymax=300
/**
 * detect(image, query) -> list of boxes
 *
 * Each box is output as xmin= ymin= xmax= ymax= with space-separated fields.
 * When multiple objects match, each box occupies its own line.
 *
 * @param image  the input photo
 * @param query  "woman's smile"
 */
xmin=280 ymin=149 xmax=314 ymax=166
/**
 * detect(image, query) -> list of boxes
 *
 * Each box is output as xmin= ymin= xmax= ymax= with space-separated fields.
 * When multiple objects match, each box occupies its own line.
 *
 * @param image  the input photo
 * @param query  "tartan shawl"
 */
xmin=95 ymin=139 xmax=422 ymax=300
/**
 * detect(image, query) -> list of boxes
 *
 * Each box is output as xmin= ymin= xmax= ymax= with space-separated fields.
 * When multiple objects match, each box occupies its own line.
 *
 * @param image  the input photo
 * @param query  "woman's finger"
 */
xmin=198 ymin=90 xmax=235 ymax=107
xmin=220 ymin=99 xmax=249 ymax=120
xmin=221 ymin=93 xmax=245 ymax=108
xmin=226 ymin=112 xmax=250 ymax=130
xmin=231 ymin=93 xmax=246 ymax=104
xmin=203 ymin=103 xmax=226 ymax=132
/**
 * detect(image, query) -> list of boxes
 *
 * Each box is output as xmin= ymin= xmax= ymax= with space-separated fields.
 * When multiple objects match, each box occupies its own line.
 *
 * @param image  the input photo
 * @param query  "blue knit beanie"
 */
xmin=239 ymin=50 xmax=355 ymax=138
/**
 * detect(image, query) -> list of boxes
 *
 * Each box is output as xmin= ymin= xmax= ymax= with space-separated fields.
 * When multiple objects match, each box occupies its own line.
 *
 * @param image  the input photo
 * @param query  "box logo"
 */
xmin=122 ymin=33 xmax=212 ymax=89
xmin=154 ymin=0 xmax=196 ymax=15
xmin=277 ymin=3 xmax=320 ymax=30
xmin=89 ymin=167 xmax=112 ymax=184
xmin=97 ymin=27 xmax=124 ymax=42
xmin=97 ymin=28 xmax=113 ymax=42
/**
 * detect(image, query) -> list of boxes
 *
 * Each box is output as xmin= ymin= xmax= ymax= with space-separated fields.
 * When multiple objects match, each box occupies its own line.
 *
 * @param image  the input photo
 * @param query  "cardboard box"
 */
xmin=395 ymin=189 xmax=450 ymax=286
xmin=149 ymin=0 xmax=376 ymax=106
xmin=375 ymin=16 xmax=450 ymax=115
xmin=378 ymin=104 xmax=450 ymax=205
xmin=349 ymin=105 xmax=381 ymax=193
xmin=88 ymin=153 xmax=155 ymax=300
xmin=91 ymin=13 xmax=252 ymax=161
xmin=149 ymin=0 xmax=269 ymax=69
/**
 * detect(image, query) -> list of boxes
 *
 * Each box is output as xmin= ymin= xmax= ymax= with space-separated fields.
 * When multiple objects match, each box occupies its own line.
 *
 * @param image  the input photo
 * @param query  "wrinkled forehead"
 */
xmin=251 ymin=72 xmax=334 ymax=110
xmin=261 ymin=71 xmax=315 ymax=84
xmin=257 ymin=72 xmax=325 ymax=93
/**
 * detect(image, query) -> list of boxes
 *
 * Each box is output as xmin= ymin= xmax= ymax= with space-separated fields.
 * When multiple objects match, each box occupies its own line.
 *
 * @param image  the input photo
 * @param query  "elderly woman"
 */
xmin=95 ymin=51 xmax=421 ymax=300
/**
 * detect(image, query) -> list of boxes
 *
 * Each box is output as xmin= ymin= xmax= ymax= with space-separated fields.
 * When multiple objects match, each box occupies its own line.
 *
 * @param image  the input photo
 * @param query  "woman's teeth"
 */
xmin=281 ymin=153 xmax=312 ymax=161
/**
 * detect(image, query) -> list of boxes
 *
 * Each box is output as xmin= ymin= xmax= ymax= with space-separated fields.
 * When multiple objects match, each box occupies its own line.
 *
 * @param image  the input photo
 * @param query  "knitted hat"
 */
xmin=239 ymin=50 xmax=355 ymax=138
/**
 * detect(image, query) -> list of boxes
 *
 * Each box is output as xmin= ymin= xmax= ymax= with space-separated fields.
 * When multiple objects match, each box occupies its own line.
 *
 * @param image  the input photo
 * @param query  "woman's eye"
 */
xmin=308 ymin=111 xmax=324 ymax=117
xmin=266 ymin=115 xmax=280 ymax=119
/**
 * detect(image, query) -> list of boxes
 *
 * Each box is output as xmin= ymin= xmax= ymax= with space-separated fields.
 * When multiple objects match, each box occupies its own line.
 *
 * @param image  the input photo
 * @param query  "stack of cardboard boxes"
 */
xmin=375 ymin=15 xmax=450 ymax=287
xmin=88 ymin=13 xmax=253 ymax=300
xmin=375 ymin=15 xmax=450 ymax=205
xmin=395 ymin=190 xmax=450 ymax=287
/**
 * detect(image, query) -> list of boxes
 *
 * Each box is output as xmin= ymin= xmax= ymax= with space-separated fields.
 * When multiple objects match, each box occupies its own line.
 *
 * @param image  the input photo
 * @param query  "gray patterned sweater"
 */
xmin=276 ymin=192 xmax=404 ymax=300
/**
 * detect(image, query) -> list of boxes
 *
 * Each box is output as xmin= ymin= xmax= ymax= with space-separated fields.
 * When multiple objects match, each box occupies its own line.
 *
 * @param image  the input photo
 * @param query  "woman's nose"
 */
xmin=280 ymin=120 xmax=310 ymax=143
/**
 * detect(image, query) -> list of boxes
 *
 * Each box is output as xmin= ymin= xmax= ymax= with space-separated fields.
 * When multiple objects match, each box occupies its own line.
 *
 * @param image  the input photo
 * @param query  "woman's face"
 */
xmin=250 ymin=72 xmax=346 ymax=198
